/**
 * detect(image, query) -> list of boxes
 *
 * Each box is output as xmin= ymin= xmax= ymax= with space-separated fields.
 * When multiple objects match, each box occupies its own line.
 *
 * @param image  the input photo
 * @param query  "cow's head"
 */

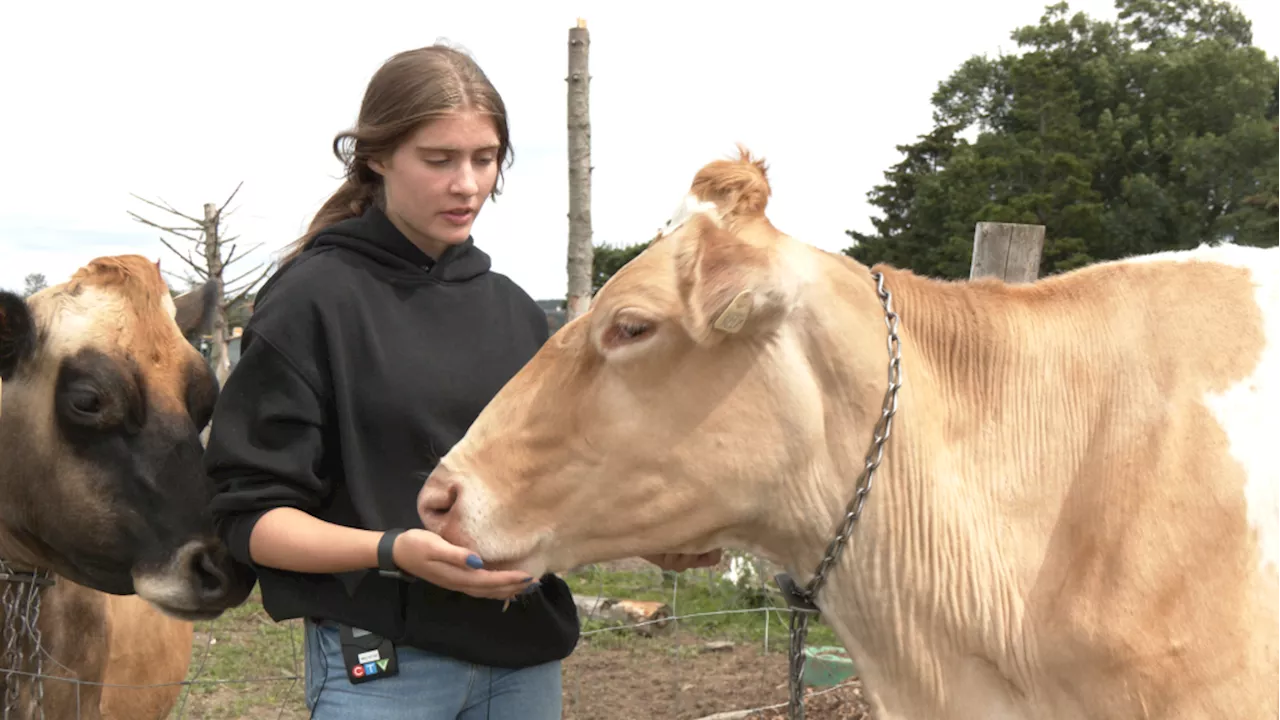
xmin=417 ymin=148 xmax=895 ymax=577
xmin=0 ymin=256 xmax=252 ymax=620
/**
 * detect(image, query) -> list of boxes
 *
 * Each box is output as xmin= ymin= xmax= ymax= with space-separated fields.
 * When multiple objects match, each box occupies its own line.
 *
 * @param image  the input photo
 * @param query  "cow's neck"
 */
xmin=0 ymin=534 xmax=29 ymax=574
xmin=774 ymin=261 xmax=1099 ymax=717
xmin=0 ymin=512 xmax=49 ymax=574
xmin=0 ymin=484 xmax=54 ymax=573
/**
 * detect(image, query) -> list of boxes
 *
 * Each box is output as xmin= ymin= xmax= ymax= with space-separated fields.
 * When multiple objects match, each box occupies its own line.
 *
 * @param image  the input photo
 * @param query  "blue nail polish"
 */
xmin=520 ymin=582 xmax=541 ymax=595
xmin=466 ymin=554 xmax=484 ymax=569
xmin=523 ymin=576 xmax=535 ymax=583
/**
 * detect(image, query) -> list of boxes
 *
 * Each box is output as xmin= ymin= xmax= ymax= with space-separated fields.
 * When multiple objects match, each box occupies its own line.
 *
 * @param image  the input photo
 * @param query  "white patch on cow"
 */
xmin=1134 ymin=243 xmax=1280 ymax=574
xmin=132 ymin=539 xmax=209 ymax=615
xmin=32 ymin=285 xmax=130 ymax=358
xmin=660 ymin=194 xmax=720 ymax=237
xmin=133 ymin=570 xmax=196 ymax=609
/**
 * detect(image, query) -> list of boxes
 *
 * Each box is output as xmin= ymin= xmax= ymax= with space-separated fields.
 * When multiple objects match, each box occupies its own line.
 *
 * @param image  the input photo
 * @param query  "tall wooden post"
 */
xmin=565 ymin=18 xmax=593 ymax=321
xmin=201 ymin=202 xmax=230 ymax=384
xmin=970 ymin=222 xmax=1045 ymax=283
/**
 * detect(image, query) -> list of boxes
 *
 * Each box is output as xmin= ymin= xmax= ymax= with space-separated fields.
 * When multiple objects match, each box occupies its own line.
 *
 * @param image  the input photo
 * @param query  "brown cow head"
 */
xmin=0 ymin=255 xmax=251 ymax=620
xmin=416 ymin=148 xmax=893 ymax=578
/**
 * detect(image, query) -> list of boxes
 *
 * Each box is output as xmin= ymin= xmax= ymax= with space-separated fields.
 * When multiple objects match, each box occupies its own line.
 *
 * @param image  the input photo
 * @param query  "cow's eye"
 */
xmin=57 ymin=377 xmax=122 ymax=434
xmin=69 ymin=387 xmax=102 ymax=416
xmin=54 ymin=350 xmax=140 ymax=436
xmin=604 ymin=318 xmax=655 ymax=348
xmin=617 ymin=320 xmax=651 ymax=340
xmin=598 ymin=310 xmax=660 ymax=355
xmin=64 ymin=382 xmax=106 ymax=422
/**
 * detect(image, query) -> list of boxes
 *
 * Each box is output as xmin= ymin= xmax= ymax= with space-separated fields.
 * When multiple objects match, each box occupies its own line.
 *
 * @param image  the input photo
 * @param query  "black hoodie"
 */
xmin=203 ymin=206 xmax=580 ymax=669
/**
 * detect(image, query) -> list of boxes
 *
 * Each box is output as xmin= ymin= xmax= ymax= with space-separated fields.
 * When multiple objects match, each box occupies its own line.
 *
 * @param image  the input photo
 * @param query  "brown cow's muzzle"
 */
xmin=131 ymin=538 xmax=252 ymax=621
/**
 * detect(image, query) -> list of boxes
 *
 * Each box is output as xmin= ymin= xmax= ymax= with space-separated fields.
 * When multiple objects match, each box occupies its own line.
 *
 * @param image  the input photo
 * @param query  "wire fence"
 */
xmin=1 ymin=554 xmax=870 ymax=720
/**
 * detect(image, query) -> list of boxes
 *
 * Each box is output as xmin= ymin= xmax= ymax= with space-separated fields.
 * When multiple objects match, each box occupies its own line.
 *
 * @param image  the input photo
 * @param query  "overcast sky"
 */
xmin=3 ymin=0 xmax=1277 ymax=302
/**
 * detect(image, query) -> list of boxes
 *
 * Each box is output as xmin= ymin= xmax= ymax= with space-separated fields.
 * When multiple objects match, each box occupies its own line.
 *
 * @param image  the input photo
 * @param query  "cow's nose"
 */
xmin=189 ymin=543 xmax=232 ymax=603
xmin=169 ymin=539 xmax=233 ymax=605
xmin=418 ymin=469 xmax=460 ymax=532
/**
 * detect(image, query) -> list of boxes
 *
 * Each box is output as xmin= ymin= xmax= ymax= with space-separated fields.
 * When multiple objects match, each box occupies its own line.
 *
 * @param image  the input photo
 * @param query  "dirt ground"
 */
xmin=561 ymin=631 xmax=870 ymax=720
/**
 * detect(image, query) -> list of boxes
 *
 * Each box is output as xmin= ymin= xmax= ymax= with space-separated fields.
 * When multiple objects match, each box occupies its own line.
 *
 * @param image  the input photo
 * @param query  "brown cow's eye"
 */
xmin=54 ymin=350 xmax=137 ymax=435
xmin=69 ymin=387 xmax=103 ymax=416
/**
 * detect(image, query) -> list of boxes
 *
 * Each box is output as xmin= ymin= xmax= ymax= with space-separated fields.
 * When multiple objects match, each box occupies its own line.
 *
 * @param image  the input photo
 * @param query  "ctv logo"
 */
xmin=351 ymin=659 xmax=391 ymax=678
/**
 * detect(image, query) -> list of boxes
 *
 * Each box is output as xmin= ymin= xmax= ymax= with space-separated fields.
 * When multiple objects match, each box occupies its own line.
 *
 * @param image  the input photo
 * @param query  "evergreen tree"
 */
xmin=846 ymin=0 xmax=1279 ymax=279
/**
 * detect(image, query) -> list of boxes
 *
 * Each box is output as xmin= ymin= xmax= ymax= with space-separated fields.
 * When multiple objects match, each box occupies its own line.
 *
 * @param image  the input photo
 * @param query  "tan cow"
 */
xmin=0 ymin=255 xmax=253 ymax=717
xmin=416 ymin=148 xmax=1279 ymax=719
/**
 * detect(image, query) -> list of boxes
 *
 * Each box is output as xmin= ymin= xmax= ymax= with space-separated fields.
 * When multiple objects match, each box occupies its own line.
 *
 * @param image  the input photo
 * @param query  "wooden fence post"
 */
xmin=970 ymin=222 xmax=1045 ymax=282
xmin=565 ymin=18 xmax=594 ymax=321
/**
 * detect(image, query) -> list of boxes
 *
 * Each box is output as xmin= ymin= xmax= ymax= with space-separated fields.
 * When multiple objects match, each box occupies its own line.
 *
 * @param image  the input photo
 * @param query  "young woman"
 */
xmin=203 ymin=44 xmax=718 ymax=719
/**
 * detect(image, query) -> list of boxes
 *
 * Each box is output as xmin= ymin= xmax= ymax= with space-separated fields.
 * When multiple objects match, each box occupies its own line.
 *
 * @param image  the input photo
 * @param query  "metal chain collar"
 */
xmin=0 ymin=560 xmax=54 ymax=720
xmin=773 ymin=270 xmax=903 ymax=720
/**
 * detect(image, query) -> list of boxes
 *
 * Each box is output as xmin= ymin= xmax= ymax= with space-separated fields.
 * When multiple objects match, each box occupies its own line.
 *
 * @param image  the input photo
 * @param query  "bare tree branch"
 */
xmin=154 ymin=235 xmax=210 ymax=278
xmin=215 ymin=181 xmax=244 ymax=219
xmin=160 ymin=269 xmax=200 ymax=289
xmin=223 ymin=241 xmax=264 ymax=269
xmin=223 ymin=263 xmax=272 ymax=293
xmin=128 ymin=193 xmax=204 ymax=226
xmin=221 ymin=262 xmax=266 ymax=289
xmin=127 ymin=210 xmax=205 ymax=244
xmin=223 ymin=264 xmax=272 ymax=309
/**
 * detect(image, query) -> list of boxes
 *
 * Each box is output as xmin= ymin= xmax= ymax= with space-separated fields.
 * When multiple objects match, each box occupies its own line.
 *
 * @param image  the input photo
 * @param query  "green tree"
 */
xmin=593 ymin=241 xmax=649 ymax=293
xmin=21 ymin=273 xmax=47 ymax=298
xmin=846 ymin=0 xmax=1279 ymax=279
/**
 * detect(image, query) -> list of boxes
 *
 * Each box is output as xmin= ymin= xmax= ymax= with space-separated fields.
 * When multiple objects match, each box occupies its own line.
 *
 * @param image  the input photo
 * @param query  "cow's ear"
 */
xmin=666 ymin=147 xmax=795 ymax=345
xmin=0 ymin=291 xmax=36 ymax=381
xmin=671 ymin=213 xmax=793 ymax=345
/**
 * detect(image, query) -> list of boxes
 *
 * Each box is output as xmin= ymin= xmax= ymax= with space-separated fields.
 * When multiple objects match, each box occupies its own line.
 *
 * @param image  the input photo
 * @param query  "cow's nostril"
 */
xmin=418 ymin=475 xmax=460 ymax=525
xmin=442 ymin=484 xmax=458 ymax=514
xmin=428 ymin=484 xmax=458 ymax=515
xmin=190 ymin=546 xmax=230 ymax=601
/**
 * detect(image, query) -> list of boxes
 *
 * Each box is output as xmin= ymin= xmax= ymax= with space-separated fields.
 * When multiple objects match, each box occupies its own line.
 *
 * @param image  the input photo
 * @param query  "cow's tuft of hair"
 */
xmin=689 ymin=144 xmax=772 ymax=221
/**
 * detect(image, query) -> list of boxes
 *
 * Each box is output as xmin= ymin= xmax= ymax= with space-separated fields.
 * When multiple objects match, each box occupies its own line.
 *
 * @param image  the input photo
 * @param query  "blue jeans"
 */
xmin=303 ymin=619 xmax=563 ymax=719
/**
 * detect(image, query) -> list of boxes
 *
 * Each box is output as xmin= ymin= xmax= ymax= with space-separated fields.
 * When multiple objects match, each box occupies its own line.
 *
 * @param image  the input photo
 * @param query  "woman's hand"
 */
xmin=643 ymin=549 xmax=723 ymax=572
xmin=392 ymin=529 xmax=536 ymax=600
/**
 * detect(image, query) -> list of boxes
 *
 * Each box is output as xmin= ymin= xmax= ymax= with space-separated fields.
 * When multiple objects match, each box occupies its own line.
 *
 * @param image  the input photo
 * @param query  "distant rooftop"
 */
xmin=535 ymin=298 xmax=567 ymax=333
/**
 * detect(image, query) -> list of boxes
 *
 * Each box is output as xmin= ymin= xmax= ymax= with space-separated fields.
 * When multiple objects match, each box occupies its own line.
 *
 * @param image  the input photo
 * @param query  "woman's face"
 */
xmin=370 ymin=110 xmax=501 ymax=259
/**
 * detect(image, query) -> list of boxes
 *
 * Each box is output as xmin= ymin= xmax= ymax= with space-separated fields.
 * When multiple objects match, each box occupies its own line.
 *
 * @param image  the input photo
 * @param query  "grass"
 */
xmin=163 ymin=557 xmax=847 ymax=718
xmin=167 ymin=593 xmax=307 ymax=719
xmin=561 ymin=559 xmax=844 ymax=652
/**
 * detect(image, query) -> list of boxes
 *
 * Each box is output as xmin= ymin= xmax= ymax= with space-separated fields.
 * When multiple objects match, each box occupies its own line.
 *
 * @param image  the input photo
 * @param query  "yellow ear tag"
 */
xmin=713 ymin=290 xmax=754 ymax=333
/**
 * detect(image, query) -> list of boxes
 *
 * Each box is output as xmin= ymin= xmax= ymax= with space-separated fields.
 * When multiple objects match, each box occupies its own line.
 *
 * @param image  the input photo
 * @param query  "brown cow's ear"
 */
xmin=672 ymin=214 xmax=792 ymax=345
xmin=0 ymin=292 xmax=36 ymax=381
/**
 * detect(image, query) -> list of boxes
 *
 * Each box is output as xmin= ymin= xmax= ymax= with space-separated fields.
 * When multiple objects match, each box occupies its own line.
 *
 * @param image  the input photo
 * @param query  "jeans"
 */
xmin=303 ymin=619 xmax=563 ymax=719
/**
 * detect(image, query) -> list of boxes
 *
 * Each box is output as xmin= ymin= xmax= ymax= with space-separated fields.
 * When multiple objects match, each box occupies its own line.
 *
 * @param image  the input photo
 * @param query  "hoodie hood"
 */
xmin=309 ymin=205 xmax=492 ymax=283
